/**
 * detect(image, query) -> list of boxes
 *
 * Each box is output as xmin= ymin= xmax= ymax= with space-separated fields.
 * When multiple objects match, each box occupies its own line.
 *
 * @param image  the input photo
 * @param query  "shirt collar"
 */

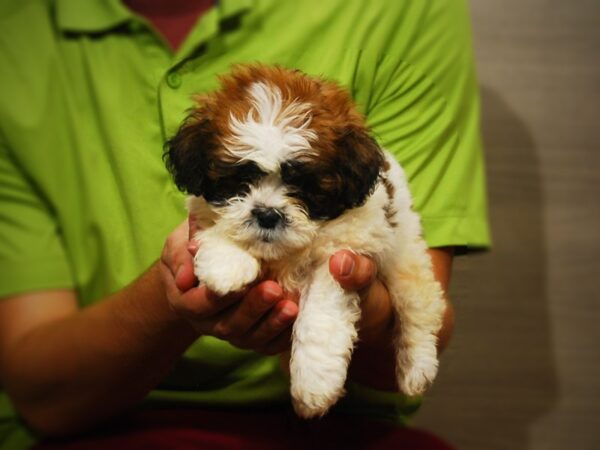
xmin=54 ymin=0 xmax=132 ymax=32
xmin=54 ymin=0 xmax=253 ymax=33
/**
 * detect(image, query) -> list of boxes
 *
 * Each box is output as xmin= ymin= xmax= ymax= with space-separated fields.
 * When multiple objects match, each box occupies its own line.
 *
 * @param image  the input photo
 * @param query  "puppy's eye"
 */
xmin=204 ymin=178 xmax=246 ymax=204
xmin=280 ymin=160 xmax=305 ymax=186
xmin=204 ymin=161 xmax=266 ymax=205
xmin=237 ymin=161 xmax=266 ymax=183
xmin=281 ymin=160 xmax=350 ymax=220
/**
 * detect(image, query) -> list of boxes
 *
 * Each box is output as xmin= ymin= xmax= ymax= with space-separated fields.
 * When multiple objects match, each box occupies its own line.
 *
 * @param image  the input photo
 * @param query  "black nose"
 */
xmin=252 ymin=207 xmax=283 ymax=229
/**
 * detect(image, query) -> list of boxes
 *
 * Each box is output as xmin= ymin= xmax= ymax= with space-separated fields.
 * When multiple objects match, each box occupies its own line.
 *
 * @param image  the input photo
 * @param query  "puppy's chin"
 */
xmin=238 ymin=224 xmax=317 ymax=261
xmin=247 ymin=240 xmax=295 ymax=261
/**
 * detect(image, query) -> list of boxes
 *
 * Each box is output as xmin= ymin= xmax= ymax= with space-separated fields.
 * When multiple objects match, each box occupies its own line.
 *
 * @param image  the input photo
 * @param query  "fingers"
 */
xmin=247 ymin=299 xmax=298 ymax=354
xmin=161 ymin=220 xmax=197 ymax=292
xmin=211 ymin=281 xmax=283 ymax=339
xmin=329 ymin=250 xmax=377 ymax=292
xmin=166 ymin=282 xmax=240 ymax=323
xmin=167 ymin=278 xmax=297 ymax=354
xmin=213 ymin=284 xmax=298 ymax=353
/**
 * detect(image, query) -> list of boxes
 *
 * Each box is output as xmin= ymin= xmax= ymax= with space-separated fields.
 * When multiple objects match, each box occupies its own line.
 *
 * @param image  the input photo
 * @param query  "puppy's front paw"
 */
xmin=194 ymin=247 xmax=260 ymax=295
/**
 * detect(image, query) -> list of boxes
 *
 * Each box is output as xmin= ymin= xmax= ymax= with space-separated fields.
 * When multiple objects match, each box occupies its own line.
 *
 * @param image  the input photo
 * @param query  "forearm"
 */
xmin=1 ymin=263 xmax=198 ymax=436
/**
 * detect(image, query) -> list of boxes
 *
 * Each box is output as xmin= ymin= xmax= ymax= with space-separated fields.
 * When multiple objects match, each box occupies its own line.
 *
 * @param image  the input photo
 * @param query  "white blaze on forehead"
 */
xmin=224 ymin=82 xmax=317 ymax=172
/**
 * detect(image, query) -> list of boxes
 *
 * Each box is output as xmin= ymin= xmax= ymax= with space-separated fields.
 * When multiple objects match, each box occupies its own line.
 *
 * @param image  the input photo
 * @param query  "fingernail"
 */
xmin=264 ymin=284 xmax=283 ymax=301
xmin=187 ymin=242 xmax=199 ymax=256
xmin=279 ymin=303 xmax=296 ymax=321
xmin=339 ymin=253 xmax=354 ymax=277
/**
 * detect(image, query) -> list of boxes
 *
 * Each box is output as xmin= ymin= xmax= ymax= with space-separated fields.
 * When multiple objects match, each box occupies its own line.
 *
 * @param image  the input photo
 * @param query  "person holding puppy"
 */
xmin=0 ymin=0 xmax=489 ymax=448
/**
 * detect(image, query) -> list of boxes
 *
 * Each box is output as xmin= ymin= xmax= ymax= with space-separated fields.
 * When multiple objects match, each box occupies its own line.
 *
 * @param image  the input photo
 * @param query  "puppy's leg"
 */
xmin=290 ymin=263 xmax=361 ymax=418
xmin=193 ymin=229 xmax=260 ymax=296
xmin=384 ymin=246 xmax=446 ymax=396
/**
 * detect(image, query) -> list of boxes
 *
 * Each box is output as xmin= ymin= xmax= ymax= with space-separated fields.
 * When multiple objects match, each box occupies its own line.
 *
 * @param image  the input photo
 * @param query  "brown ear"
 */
xmin=164 ymin=111 xmax=216 ymax=196
xmin=333 ymin=125 xmax=385 ymax=209
xmin=281 ymin=126 xmax=385 ymax=221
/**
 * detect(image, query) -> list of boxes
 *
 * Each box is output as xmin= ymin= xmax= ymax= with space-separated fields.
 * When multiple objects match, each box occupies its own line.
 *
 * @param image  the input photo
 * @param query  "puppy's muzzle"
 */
xmin=252 ymin=207 xmax=285 ymax=229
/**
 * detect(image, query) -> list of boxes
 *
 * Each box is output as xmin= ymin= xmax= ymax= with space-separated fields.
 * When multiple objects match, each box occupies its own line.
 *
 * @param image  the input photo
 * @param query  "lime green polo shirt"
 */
xmin=0 ymin=0 xmax=490 ymax=448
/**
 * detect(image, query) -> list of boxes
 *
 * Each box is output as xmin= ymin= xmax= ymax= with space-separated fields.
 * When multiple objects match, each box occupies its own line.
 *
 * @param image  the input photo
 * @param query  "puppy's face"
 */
xmin=166 ymin=65 xmax=384 ymax=260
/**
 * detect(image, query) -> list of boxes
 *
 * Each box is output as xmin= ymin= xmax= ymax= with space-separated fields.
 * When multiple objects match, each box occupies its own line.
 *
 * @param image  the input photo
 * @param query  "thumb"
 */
xmin=175 ymin=259 xmax=197 ymax=292
xmin=329 ymin=250 xmax=377 ymax=292
xmin=163 ymin=220 xmax=198 ymax=292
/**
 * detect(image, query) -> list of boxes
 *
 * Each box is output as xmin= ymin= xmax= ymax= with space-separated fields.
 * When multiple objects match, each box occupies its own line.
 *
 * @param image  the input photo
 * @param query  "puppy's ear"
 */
xmin=164 ymin=111 xmax=216 ymax=196
xmin=334 ymin=126 xmax=385 ymax=209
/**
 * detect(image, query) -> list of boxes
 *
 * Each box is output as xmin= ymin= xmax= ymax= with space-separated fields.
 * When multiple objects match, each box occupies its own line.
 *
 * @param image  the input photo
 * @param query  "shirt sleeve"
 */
xmin=0 ymin=137 xmax=74 ymax=299
xmin=366 ymin=0 xmax=491 ymax=250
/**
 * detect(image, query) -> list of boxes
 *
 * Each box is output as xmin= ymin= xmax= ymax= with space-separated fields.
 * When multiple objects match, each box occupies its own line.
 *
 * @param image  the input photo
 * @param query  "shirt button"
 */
xmin=166 ymin=72 xmax=182 ymax=89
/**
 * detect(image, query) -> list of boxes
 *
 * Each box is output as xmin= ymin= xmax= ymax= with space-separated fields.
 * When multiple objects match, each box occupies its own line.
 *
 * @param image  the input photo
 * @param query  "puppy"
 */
xmin=166 ymin=65 xmax=446 ymax=418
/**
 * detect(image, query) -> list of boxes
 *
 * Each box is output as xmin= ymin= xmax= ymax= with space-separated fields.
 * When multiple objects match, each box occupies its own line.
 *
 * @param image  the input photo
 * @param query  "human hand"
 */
xmin=158 ymin=220 xmax=299 ymax=355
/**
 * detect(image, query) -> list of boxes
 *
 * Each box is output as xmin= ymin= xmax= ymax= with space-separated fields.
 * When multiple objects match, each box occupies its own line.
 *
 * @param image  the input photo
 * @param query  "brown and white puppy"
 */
xmin=166 ymin=65 xmax=445 ymax=418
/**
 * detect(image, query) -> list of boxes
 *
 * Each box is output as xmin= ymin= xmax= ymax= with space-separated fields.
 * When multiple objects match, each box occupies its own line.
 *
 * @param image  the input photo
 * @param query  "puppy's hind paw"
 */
xmin=291 ymin=390 xmax=341 ymax=420
xmin=290 ymin=358 xmax=348 ymax=419
xmin=398 ymin=360 xmax=438 ymax=397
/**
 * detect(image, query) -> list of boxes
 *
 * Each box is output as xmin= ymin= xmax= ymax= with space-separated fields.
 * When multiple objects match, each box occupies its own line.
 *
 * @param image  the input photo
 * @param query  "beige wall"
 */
xmin=413 ymin=1 xmax=600 ymax=449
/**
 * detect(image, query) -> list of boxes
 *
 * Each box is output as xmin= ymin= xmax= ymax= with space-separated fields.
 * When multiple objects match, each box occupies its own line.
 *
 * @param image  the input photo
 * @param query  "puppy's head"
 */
xmin=166 ymin=65 xmax=384 ymax=259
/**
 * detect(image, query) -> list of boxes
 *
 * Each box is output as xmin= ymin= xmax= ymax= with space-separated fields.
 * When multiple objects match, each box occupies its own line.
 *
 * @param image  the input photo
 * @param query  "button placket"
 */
xmin=158 ymin=66 xmax=191 ymax=141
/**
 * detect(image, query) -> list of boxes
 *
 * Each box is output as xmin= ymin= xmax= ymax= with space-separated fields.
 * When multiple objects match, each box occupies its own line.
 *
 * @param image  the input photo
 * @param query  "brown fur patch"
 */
xmin=168 ymin=64 xmax=385 ymax=217
xmin=193 ymin=64 xmax=369 ymax=155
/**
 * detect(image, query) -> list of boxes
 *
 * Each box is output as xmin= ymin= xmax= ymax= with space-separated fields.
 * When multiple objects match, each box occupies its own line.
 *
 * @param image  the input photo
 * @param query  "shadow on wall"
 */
xmin=414 ymin=87 xmax=559 ymax=450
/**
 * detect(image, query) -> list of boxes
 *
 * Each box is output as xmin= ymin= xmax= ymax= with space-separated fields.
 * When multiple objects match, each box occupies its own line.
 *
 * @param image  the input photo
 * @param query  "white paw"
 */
xmin=194 ymin=247 xmax=260 ymax=296
xmin=398 ymin=359 xmax=438 ymax=396
xmin=291 ymin=370 xmax=346 ymax=419
xmin=292 ymin=391 xmax=342 ymax=419
xmin=290 ymin=347 xmax=349 ymax=419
